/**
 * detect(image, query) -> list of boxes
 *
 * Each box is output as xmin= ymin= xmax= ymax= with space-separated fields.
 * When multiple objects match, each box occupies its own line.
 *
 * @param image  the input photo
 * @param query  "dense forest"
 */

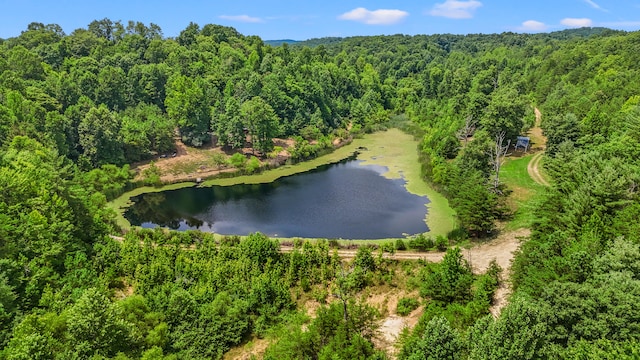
xmin=1 ymin=18 xmax=639 ymax=358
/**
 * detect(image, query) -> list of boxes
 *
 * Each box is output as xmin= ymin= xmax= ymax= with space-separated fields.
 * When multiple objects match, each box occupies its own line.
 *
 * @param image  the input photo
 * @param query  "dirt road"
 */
xmin=527 ymin=152 xmax=550 ymax=187
xmin=113 ymin=227 xmax=527 ymax=276
xmin=525 ymin=108 xmax=550 ymax=187
xmin=280 ymin=228 xmax=529 ymax=275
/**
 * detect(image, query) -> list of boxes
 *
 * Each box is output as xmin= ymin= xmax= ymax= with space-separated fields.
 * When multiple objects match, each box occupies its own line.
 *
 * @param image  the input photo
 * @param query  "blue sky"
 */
xmin=1 ymin=0 xmax=639 ymax=40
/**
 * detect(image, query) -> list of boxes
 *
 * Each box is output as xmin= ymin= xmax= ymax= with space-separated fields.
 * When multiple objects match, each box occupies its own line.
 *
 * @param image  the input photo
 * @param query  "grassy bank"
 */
xmin=108 ymin=129 xmax=456 ymax=238
xmin=106 ymin=181 xmax=198 ymax=229
xmin=500 ymin=154 xmax=547 ymax=230
xmin=354 ymin=129 xmax=456 ymax=237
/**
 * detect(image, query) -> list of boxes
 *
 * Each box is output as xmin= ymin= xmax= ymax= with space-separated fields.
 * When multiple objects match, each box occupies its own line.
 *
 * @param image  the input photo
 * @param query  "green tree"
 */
xmin=171 ymin=291 xmax=249 ymax=359
xmin=0 ymin=276 xmax=17 ymax=347
xmin=6 ymin=45 xmax=45 ymax=80
xmin=177 ymin=22 xmax=200 ymax=47
xmin=95 ymin=65 xmax=126 ymax=110
xmin=165 ymin=75 xmax=210 ymax=147
xmin=66 ymin=288 xmax=133 ymax=358
xmin=120 ymin=103 xmax=174 ymax=162
xmin=542 ymin=113 xmax=581 ymax=156
xmin=399 ymin=316 xmax=464 ymax=360
xmin=480 ymin=86 xmax=527 ymax=141
xmin=448 ymin=169 xmax=499 ymax=235
xmin=469 ymin=298 xmax=548 ymax=360
xmin=0 ymin=137 xmax=112 ymax=309
xmin=241 ymin=96 xmax=280 ymax=154
xmin=4 ymin=313 xmax=58 ymax=360
xmin=421 ymin=247 xmax=474 ymax=303
xmin=78 ymin=104 xmax=124 ymax=167
xmin=215 ymin=97 xmax=246 ymax=149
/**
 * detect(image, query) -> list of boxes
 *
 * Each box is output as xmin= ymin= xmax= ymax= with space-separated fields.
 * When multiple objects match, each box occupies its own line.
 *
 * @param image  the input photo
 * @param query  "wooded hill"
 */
xmin=0 ymin=20 xmax=639 ymax=358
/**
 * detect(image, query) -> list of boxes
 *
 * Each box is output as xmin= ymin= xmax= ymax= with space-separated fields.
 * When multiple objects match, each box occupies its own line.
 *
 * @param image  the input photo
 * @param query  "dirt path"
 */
xmin=527 ymin=152 xmax=550 ymax=187
xmin=534 ymin=108 xmax=542 ymax=127
xmin=281 ymin=228 xmax=528 ymax=275
xmin=527 ymin=107 xmax=546 ymax=151
xmin=113 ymin=227 xmax=526 ymax=277
xmin=525 ymin=108 xmax=550 ymax=187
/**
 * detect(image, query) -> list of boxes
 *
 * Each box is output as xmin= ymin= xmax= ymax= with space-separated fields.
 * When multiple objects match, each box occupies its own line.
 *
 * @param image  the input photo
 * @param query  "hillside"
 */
xmin=0 ymin=20 xmax=639 ymax=358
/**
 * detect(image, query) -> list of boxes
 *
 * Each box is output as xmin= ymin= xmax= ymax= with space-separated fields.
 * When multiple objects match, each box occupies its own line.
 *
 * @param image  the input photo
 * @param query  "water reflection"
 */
xmin=125 ymin=159 xmax=430 ymax=239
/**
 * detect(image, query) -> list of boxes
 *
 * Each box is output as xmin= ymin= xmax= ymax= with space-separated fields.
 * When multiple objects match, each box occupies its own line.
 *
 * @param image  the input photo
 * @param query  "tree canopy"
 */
xmin=1 ymin=19 xmax=640 ymax=359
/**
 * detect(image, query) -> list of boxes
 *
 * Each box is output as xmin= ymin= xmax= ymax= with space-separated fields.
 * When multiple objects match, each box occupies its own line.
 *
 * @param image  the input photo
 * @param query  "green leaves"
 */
xmin=421 ymin=247 xmax=474 ymax=304
xmin=168 ymin=290 xmax=250 ymax=359
xmin=447 ymin=169 xmax=500 ymax=235
xmin=400 ymin=316 xmax=464 ymax=360
xmin=66 ymin=288 xmax=134 ymax=358
xmin=468 ymin=298 xmax=548 ymax=360
xmin=78 ymin=104 xmax=124 ymax=167
xmin=480 ymin=85 xmax=527 ymax=141
xmin=241 ymin=96 xmax=280 ymax=154
xmin=165 ymin=75 xmax=210 ymax=147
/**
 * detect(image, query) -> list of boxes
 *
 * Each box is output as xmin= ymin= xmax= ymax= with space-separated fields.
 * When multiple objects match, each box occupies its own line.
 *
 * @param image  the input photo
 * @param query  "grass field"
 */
xmin=500 ymin=154 xmax=548 ymax=230
xmin=107 ymin=129 xmax=457 ymax=238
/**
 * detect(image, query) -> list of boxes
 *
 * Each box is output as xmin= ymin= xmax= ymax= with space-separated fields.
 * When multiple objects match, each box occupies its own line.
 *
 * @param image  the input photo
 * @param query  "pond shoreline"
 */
xmin=107 ymin=129 xmax=456 ymax=239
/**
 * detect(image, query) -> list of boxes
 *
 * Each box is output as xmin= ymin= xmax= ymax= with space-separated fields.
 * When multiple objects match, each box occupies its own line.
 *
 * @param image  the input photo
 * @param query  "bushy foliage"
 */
xmin=421 ymin=247 xmax=474 ymax=303
xmin=396 ymin=297 xmax=420 ymax=316
xmin=1 ymin=19 xmax=640 ymax=359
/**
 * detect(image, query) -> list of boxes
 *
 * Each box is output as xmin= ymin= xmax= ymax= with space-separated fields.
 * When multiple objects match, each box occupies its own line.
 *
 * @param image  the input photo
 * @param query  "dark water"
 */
xmin=124 ymin=159 xmax=430 ymax=239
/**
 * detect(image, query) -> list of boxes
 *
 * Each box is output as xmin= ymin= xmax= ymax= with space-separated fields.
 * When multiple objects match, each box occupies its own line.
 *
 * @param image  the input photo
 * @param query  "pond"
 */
xmin=124 ymin=157 xmax=431 ymax=239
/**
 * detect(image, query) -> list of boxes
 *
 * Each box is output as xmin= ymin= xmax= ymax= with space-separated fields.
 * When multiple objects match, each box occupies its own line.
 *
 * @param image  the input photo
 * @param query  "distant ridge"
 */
xmin=262 ymin=28 xmax=618 ymax=48
xmin=264 ymin=37 xmax=345 ymax=47
xmin=264 ymin=39 xmax=300 ymax=46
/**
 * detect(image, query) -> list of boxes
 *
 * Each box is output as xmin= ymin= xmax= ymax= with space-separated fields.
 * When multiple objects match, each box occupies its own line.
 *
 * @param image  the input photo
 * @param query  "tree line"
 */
xmin=1 ymin=19 xmax=640 ymax=358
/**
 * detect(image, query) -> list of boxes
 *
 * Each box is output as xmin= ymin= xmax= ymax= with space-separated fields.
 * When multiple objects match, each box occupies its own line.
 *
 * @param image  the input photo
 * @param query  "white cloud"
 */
xmin=429 ymin=0 xmax=482 ymax=19
xmin=219 ymin=15 xmax=263 ymax=23
xmin=561 ymin=18 xmax=593 ymax=27
xmin=584 ymin=0 xmax=608 ymax=12
xmin=338 ymin=8 xmax=409 ymax=25
xmin=519 ymin=20 xmax=548 ymax=32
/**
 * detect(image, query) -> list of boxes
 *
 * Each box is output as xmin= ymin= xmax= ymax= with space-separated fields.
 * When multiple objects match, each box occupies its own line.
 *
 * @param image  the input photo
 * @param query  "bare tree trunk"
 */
xmin=489 ymin=131 xmax=510 ymax=194
xmin=457 ymin=115 xmax=476 ymax=148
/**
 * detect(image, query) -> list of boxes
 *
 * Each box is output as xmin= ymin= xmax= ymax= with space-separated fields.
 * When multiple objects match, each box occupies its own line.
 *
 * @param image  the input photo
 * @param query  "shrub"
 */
xmin=142 ymin=161 xmax=162 ymax=186
xmin=312 ymin=288 xmax=328 ymax=303
xmin=409 ymin=234 xmax=434 ymax=251
xmin=268 ymin=146 xmax=283 ymax=159
xmin=293 ymin=238 xmax=304 ymax=248
xmin=210 ymin=152 xmax=228 ymax=168
xmin=246 ymin=156 xmax=261 ymax=173
xmin=397 ymin=297 xmax=420 ymax=316
xmin=300 ymin=277 xmax=311 ymax=292
xmin=395 ymin=239 xmax=407 ymax=251
xmin=228 ymin=152 xmax=247 ymax=169
xmin=447 ymin=227 xmax=468 ymax=242
xmin=435 ymin=236 xmax=449 ymax=251
xmin=220 ymin=235 xmax=241 ymax=247
xmin=380 ymin=241 xmax=396 ymax=253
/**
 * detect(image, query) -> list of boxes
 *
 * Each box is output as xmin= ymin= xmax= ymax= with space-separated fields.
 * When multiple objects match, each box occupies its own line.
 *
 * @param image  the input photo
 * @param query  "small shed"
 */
xmin=515 ymin=136 xmax=530 ymax=152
